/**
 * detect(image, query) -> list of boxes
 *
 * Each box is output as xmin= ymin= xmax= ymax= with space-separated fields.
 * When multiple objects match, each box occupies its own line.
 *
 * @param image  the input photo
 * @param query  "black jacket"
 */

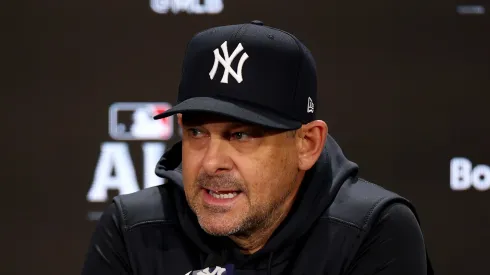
xmin=81 ymin=136 xmax=434 ymax=275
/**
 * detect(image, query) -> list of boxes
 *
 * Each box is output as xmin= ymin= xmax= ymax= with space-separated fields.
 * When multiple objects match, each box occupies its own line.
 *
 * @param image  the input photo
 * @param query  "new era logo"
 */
xmin=307 ymin=97 xmax=314 ymax=113
xmin=109 ymin=102 xmax=174 ymax=141
xmin=209 ymin=41 xmax=249 ymax=84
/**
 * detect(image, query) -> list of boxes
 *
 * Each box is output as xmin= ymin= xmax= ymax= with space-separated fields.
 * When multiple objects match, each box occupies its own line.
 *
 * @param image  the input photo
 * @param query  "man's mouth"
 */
xmin=207 ymin=189 xmax=240 ymax=199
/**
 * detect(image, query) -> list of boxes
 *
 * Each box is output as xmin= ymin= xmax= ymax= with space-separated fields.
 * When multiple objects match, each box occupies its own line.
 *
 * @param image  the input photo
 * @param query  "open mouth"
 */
xmin=207 ymin=189 xmax=240 ymax=199
xmin=202 ymin=187 xmax=243 ymax=200
xmin=201 ymin=187 xmax=243 ymax=208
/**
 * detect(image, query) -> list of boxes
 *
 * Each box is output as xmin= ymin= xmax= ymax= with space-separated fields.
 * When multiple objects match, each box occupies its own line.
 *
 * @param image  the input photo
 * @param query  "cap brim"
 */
xmin=153 ymin=97 xmax=301 ymax=130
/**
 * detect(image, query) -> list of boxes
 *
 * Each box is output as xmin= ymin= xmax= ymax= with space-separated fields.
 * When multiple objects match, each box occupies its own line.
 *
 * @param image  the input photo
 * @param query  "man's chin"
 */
xmin=197 ymin=216 xmax=243 ymax=236
xmin=201 ymin=228 xmax=235 ymax=236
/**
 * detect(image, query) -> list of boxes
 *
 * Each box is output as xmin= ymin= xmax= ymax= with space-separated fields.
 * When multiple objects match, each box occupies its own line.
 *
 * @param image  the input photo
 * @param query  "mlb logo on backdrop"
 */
xmin=87 ymin=101 xmax=176 ymax=216
xmin=109 ymin=102 xmax=174 ymax=140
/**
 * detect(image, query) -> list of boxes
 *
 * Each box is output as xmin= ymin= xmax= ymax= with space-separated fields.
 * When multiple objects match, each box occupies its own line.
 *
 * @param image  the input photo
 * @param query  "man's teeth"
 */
xmin=208 ymin=190 xmax=238 ymax=199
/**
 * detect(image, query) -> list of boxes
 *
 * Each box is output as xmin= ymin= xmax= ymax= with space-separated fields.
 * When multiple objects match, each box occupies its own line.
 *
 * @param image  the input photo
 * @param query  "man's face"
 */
xmin=180 ymin=113 xmax=301 ymax=237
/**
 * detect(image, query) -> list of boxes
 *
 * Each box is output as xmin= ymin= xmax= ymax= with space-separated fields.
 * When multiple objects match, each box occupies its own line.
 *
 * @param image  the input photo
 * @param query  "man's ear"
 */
xmin=296 ymin=120 xmax=328 ymax=171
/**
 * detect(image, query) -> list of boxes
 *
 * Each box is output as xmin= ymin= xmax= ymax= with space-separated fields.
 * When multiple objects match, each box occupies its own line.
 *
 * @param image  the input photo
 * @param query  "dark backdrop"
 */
xmin=4 ymin=0 xmax=489 ymax=274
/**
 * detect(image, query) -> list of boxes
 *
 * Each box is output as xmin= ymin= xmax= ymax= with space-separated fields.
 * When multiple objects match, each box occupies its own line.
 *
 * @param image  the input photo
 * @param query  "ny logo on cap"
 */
xmin=209 ymin=41 xmax=249 ymax=84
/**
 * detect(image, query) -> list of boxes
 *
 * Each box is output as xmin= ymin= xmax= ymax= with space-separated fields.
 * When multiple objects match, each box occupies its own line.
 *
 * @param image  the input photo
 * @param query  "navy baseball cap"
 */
xmin=154 ymin=20 xmax=317 ymax=130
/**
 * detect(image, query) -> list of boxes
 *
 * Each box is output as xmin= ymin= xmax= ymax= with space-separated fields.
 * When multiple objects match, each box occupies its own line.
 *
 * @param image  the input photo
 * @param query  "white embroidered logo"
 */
xmin=209 ymin=41 xmax=249 ymax=84
xmin=185 ymin=266 xmax=227 ymax=275
xmin=307 ymin=97 xmax=314 ymax=113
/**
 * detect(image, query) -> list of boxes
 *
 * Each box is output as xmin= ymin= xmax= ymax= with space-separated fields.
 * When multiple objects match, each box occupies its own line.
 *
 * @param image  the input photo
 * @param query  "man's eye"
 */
xmin=230 ymin=132 xmax=250 ymax=141
xmin=188 ymin=128 xmax=204 ymax=137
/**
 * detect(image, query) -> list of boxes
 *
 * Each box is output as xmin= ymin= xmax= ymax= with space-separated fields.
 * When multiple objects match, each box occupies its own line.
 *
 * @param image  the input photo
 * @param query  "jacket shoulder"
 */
xmin=325 ymin=178 xmax=417 ymax=231
xmin=112 ymin=184 xmax=178 ymax=230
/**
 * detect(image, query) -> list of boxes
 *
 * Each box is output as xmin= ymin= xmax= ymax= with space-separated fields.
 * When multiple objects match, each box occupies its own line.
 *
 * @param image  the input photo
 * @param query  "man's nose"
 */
xmin=201 ymin=137 xmax=233 ymax=175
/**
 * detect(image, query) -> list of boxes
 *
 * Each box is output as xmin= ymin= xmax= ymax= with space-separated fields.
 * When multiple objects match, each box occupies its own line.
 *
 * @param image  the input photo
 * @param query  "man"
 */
xmin=82 ymin=21 xmax=434 ymax=275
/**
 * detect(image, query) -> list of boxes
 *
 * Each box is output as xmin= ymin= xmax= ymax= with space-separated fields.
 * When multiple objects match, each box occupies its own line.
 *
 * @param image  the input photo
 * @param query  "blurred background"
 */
xmin=3 ymin=0 xmax=490 ymax=274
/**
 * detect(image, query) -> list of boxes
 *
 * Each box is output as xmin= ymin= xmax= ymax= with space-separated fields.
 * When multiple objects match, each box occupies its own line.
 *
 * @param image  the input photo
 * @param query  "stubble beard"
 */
xmin=187 ymin=173 xmax=296 ymax=238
